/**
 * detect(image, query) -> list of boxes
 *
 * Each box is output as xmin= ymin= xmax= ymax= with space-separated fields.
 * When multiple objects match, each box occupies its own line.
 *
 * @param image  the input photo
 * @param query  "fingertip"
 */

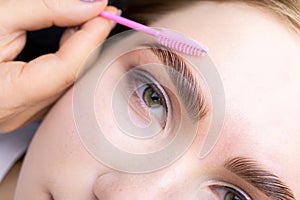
xmin=54 ymin=5 xmax=119 ymax=89
xmin=99 ymin=6 xmax=120 ymax=29
xmin=104 ymin=5 xmax=119 ymax=14
xmin=75 ymin=7 xmax=119 ymax=52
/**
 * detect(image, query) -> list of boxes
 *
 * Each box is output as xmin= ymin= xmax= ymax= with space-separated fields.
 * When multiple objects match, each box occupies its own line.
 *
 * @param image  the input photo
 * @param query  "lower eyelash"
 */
xmin=128 ymin=81 xmax=169 ymax=128
xmin=125 ymin=68 xmax=173 ymax=128
xmin=130 ymin=91 xmax=151 ymax=115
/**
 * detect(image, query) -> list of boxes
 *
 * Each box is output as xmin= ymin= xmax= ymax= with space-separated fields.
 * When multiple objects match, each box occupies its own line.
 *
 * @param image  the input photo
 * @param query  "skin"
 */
xmin=6 ymin=1 xmax=300 ymax=199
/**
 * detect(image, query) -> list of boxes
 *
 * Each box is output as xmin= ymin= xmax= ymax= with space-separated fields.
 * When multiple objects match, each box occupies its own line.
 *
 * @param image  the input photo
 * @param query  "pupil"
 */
xmin=233 ymin=196 xmax=241 ymax=200
xmin=151 ymin=92 xmax=160 ymax=103
xmin=143 ymin=86 xmax=162 ymax=108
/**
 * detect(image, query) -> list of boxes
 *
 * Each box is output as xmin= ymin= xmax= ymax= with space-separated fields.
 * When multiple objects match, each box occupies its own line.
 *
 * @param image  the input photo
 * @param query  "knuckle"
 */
xmin=65 ymin=72 xmax=77 ymax=86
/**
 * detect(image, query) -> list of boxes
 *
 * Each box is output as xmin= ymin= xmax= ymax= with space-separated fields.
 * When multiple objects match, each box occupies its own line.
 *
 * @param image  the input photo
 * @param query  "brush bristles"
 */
xmin=157 ymin=29 xmax=208 ymax=56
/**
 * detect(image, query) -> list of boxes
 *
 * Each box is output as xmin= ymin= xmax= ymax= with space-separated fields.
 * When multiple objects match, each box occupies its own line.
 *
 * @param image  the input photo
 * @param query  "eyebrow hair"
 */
xmin=149 ymin=46 xmax=208 ymax=121
xmin=225 ymin=157 xmax=296 ymax=200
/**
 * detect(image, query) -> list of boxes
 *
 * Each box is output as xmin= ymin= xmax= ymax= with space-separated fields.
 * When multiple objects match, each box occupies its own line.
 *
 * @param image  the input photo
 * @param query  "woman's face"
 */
xmin=15 ymin=2 xmax=300 ymax=199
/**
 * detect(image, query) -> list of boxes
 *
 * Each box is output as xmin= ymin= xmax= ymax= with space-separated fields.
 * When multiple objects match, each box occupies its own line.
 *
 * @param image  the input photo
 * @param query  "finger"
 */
xmin=59 ymin=8 xmax=120 ymax=47
xmin=59 ymin=26 xmax=80 ymax=47
xmin=0 ymin=7 xmax=118 ymax=107
xmin=0 ymin=0 xmax=108 ymax=32
xmin=0 ymin=95 xmax=58 ymax=133
xmin=0 ymin=31 xmax=26 ymax=62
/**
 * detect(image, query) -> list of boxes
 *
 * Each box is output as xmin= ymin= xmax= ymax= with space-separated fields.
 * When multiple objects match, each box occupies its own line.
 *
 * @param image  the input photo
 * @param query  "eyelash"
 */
xmin=126 ymin=73 xmax=251 ymax=200
xmin=208 ymin=181 xmax=252 ymax=200
xmin=126 ymin=68 xmax=171 ymax=128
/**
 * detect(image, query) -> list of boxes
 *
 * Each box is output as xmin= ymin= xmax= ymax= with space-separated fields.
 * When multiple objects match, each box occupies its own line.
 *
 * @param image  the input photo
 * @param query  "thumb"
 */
xmin=0 ymin=0 xmax=107 ymax=32
xmin=0 ymin=7 xmax=118 ymax=108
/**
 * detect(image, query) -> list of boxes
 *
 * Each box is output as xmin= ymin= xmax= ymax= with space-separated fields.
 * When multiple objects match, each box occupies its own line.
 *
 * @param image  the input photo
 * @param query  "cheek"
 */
xmin=17 ymin=89 xmax=109 ymax=196
xmin=92 ymin=152 xmax=208 ymax=199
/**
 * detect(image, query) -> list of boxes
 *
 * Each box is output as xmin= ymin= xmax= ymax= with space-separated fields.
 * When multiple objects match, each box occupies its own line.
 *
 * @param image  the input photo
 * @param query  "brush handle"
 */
xmin=100 ymin=11 xmax=208 ymax=56
xmin=100 ymin=11 xmax=159 ymax=37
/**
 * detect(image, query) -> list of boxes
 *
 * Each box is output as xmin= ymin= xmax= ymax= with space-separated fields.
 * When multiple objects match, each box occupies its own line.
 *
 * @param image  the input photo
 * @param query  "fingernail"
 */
xmin=69 ymin=26 xmax=80 ymax=34
xmin=80 ymin=0 xmax=104 ymax=2
xmin=117 ymin=9 xmax=122 ymax=16
xmin=112 ymin=9 xmax=122 ymax=29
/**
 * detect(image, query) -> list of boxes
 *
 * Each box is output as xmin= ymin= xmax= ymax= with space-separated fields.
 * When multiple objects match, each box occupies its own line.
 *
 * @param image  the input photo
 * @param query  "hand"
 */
xmin=0 ymin=0 xmax=118 ymax=133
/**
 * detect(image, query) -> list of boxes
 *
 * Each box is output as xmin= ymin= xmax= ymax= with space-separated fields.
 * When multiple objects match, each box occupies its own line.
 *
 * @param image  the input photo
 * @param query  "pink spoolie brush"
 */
xmin=100 ymin=11 xmax=208 ymax=56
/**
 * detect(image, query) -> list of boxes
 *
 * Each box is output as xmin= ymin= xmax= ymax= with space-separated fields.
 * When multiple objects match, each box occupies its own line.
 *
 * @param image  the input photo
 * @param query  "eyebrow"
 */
xmin=225 ymin=157 xmax=296 ymax=200
xmin=149 ymin=46 xmax=208 ymax=121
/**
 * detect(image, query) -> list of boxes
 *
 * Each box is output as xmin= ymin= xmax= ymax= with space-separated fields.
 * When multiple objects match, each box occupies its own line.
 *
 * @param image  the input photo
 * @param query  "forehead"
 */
xmin=150 ymin=1 xmax=300 ymax=145
xmin=151 ymin=0 xmax=300 ymax=195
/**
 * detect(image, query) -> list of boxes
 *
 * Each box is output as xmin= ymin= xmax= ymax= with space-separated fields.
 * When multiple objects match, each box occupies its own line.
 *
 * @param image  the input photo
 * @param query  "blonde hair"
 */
xmin=121 ymin=0 xmax=300 ymax=33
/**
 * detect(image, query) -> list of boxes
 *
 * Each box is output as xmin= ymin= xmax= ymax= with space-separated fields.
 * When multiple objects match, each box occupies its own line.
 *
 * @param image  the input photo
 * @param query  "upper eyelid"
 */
xmin=148 ymin=45 xmax=209 ymax=122
xmin=120 ymin=46 xmax=209 ymax=121
xmin=207 ymin=180 xmax=252 ymax=200
xmin=224 ymin=157 xmax=296 ymax=200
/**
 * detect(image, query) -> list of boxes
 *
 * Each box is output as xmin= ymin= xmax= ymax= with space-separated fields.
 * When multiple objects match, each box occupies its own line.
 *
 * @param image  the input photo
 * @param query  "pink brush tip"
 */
xmin=100 ymin=11 xmax=208 ymax=56
xmin=158 ymin=29 xmax=208 ymax=56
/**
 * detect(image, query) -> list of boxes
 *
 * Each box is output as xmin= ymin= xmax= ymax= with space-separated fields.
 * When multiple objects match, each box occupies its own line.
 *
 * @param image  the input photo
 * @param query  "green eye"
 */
xmin=143 ymin=86 xmax=163 ymax=108
xmin=224 ymin=191 xmax=243 ymax=200
xmin=206 ymin=181 xmax=250 ymax=200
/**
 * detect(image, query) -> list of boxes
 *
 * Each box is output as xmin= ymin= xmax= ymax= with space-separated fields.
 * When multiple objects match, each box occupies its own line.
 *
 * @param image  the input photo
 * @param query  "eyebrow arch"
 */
xmin=225 ymin=157 xmax=296 ymax=200
xmin=149 ymin=45 xmax=208 ymax=121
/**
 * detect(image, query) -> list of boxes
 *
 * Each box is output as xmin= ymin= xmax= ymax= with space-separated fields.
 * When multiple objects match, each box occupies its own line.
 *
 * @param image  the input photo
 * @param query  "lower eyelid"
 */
xmin=131 ymin=92 xmax=147 ymax=108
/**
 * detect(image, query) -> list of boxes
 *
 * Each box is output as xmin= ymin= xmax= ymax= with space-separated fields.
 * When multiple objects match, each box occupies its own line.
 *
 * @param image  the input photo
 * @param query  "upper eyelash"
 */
xmin=202 ymin=180 xmax=252 ymax=200
xmin=149 ymin=46 xmax=209 ymax=122
xmin=147 ymin=83 xmax=168 ymax=111
xmin=222 ymin=186 xmax=250 ymax=200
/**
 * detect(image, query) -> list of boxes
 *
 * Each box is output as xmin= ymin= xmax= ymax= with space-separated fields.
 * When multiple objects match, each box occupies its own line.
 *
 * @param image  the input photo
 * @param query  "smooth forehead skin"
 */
xmin=15 ymin=1 xmax=300 ymax=199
